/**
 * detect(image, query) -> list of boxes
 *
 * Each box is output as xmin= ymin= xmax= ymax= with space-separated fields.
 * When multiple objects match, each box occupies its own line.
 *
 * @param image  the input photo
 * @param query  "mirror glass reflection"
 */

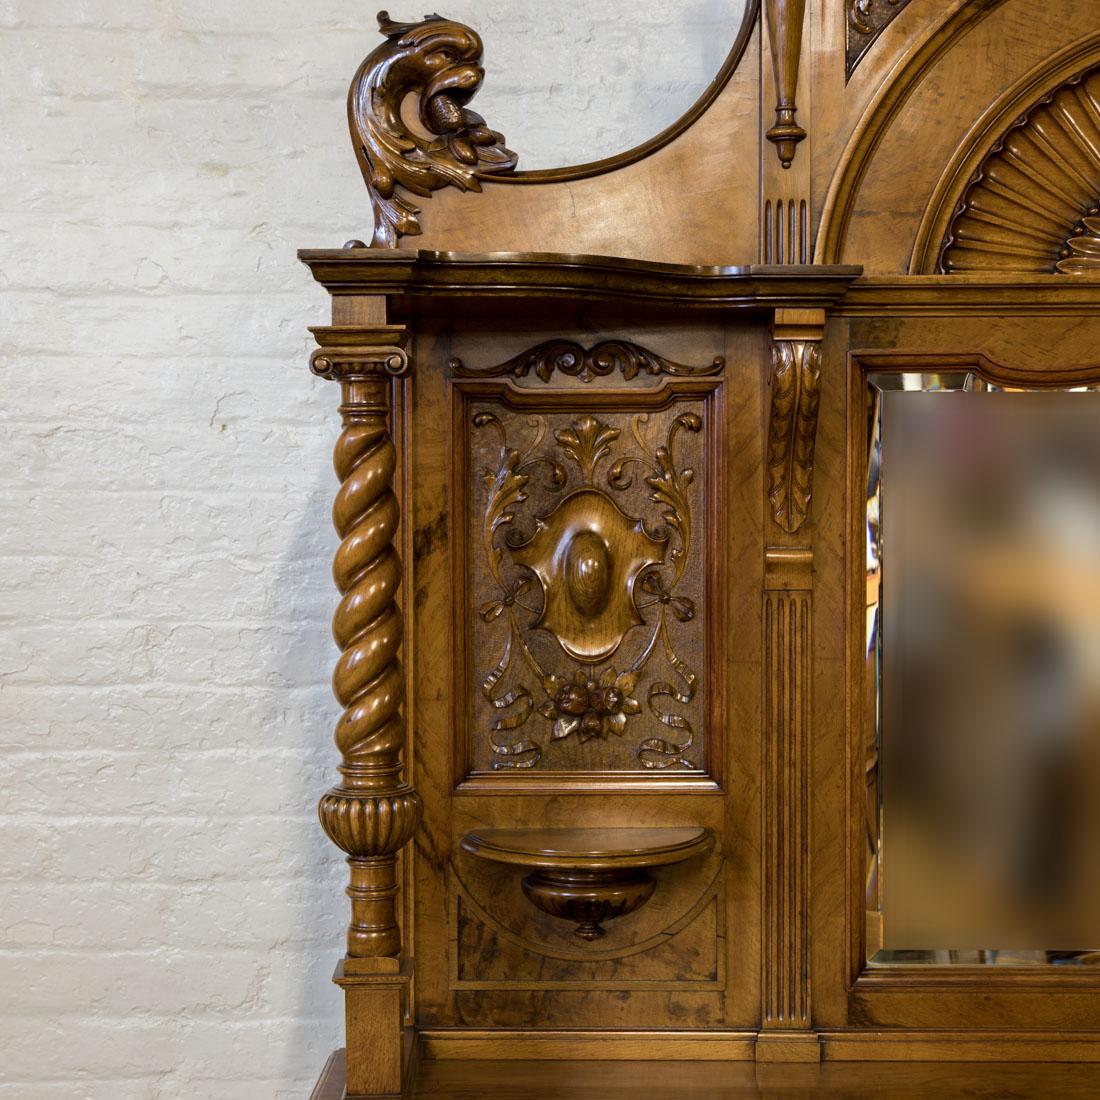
xmin=866 ymin=374 xmax=1100 ymax=965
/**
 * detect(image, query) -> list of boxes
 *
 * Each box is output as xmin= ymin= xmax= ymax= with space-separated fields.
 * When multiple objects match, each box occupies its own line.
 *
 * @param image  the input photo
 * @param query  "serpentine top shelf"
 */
xmin=298 ymin=248 xmax=862 ymax=309
xmin=461 ymin=827 xmax=715 ymax=940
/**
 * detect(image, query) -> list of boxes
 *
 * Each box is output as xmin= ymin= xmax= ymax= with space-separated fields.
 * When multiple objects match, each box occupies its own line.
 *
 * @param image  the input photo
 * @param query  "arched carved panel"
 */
xmin=940 ymin=67 xmax=1100 ymax=274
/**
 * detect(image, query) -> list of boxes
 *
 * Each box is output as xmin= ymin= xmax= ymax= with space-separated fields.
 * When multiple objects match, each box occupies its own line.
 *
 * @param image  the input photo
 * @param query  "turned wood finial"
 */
xmin=764 ymin=0 xmax=808 ymax=169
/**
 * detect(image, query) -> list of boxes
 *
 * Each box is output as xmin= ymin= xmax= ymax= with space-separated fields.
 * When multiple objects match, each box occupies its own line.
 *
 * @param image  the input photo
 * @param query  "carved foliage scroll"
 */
xmin=452 ymin=341 xmax=724 ymax=385
xmin=767 ymin=341 xmax=821 ymax=535
xmin=940 ymin=68 xmax=1100 ymax=274
xmin=463 ymin=389 xmax=715 ymax=777
xmin=349 ymin=12 xmax=517 ymax=247
xmin=846 ymin=0 xmax=913 ymax=79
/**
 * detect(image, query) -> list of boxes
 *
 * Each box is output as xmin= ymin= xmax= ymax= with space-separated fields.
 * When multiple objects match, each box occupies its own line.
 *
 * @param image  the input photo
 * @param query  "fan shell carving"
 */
xmin=940 ymin=68 xmax=1100 ymax=275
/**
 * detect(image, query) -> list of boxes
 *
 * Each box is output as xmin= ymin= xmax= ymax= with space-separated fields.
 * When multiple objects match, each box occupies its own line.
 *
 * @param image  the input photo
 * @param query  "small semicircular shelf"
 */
xmin=460 ymin=827 xmax=714 ymax=941
xmin=940 ymin=66 xmax=1100 ymax=275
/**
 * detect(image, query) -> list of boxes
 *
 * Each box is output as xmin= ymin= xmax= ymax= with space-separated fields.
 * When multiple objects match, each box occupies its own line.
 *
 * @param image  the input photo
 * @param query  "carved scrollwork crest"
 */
xmin=349 ymin=11 xmax=517 ymax=247
xmin=469 ymin=405 xmax=708 ymax=773
xmin=452 ymin=340 xmax=724 ymax=385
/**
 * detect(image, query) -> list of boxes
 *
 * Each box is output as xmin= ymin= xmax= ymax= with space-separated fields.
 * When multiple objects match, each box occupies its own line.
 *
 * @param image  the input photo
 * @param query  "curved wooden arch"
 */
xmin=929 ymin=64 xmax=1100 ymax=274
xmin=910 ymin=33 xmax=1100 ymax=272
xmin=814 ymin=0 xmax=1005 ymax=265
xmin=489 ymin=0 xmax=761 ymax=186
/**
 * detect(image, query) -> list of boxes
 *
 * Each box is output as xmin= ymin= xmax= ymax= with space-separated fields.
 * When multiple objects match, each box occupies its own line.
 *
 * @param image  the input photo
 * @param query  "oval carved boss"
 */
xmin=510 ymin=488 xmax=667 ymax=664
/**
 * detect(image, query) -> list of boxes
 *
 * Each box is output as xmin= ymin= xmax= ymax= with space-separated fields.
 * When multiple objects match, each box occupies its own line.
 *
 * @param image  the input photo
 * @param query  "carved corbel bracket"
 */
xmin=348 ymin=11 xmax=517 ymax=248
xmin=462 ymin=828 xmax=714 ymax=941
xmin=764 ymin=0 xmax=808 ymax=168
xmin=766 ymin=310 xmax=823 ymax=535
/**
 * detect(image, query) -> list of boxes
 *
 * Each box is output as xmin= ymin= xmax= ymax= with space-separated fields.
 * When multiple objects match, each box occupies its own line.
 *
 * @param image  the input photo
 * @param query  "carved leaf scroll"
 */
xmin=940 ymin=67 xmax=1100 ymax=275
xmin=452 ymin=340 xmax=724 ymax=385
xmin=766 ymin=341 xmax=821 ymax=535
xmin=468 ymin=402 xmax=709 ymax=773
xmin=349 ymin=11 xmax=517 ymax=247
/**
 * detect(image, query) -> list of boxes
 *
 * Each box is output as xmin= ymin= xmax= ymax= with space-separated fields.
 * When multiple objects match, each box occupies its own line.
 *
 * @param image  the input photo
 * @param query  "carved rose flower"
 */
xmin=539 ymin=668 xmax=641 ymax=743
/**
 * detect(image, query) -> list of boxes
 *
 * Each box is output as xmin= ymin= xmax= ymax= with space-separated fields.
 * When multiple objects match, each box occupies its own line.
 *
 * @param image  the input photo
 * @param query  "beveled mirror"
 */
xmin=864 ymin=373 xmax=1100 ymax=968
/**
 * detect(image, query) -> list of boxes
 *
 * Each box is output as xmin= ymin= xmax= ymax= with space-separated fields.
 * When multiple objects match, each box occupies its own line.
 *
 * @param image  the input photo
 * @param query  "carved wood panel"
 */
xmin=450 ymin=852 xmax=725 ymax=991
xmin=454 ymin=374 xmax=724 ymax=784
xmin=940 ymin=67 xmax=1100 ymax=274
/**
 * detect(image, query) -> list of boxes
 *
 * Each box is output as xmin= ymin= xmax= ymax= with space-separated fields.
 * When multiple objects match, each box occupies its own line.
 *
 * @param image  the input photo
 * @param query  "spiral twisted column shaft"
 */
xmin=311 ymin=337 xmax=422 ymax=959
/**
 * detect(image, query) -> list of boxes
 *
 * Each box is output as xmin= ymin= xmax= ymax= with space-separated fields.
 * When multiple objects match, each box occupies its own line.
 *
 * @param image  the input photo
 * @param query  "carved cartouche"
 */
xmin=349 ymin=11 xmax=518 ymax=247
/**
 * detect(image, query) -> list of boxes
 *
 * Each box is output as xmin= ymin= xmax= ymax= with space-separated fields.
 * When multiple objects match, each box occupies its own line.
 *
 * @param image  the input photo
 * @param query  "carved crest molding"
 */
xmin=452 ymin=340 xmax=725 ymax=385
xmin=939 ymin=67 xmax=1100 ymax=275
xmin=348 ymin=11 xmax=517 ymax=247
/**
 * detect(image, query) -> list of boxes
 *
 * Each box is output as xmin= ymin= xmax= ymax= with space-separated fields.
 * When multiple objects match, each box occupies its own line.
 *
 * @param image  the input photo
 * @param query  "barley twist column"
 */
xmin=310 ymin=335 xmax=422 ymax=962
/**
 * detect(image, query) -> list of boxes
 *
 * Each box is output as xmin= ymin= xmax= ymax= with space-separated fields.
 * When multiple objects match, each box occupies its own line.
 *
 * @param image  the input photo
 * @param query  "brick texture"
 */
xmin=0 ymin=2 xmax=736 ymax=1095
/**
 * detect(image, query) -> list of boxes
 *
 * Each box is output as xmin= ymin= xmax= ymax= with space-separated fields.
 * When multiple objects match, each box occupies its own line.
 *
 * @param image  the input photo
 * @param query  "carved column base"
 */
xmin=318 ymin=783 xmax=423 ymax=957
xmin=522 ymin=868 xmax=656 ymax=940
xmin=335 ymin=960 xmax=417 ymax=1098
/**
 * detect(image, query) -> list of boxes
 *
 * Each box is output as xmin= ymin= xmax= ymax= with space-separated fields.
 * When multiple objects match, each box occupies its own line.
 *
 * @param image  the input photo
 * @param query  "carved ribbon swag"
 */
xmin=348 ymin=11 xmax=517 ymax=247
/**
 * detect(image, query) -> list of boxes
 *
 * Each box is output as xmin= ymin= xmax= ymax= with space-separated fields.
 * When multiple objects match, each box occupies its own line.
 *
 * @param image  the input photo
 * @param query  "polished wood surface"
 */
xmin=461 ymin=828 xmax=713 ymax=868
xmin=314 ymin=1053 xmax=1100 ymax=1099
xmin=299 ymin=4 xmax=1100 ymax=1093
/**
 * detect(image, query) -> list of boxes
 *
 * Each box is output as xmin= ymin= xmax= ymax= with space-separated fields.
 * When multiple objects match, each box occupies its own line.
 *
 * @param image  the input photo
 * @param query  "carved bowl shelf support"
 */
xmin=460 ymin=827 xmax=714 ymax=940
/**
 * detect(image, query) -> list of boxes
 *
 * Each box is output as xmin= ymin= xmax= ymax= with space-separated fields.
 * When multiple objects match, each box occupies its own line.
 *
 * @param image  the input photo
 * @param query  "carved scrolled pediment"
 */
xmin=940 ymin=67 xmax=1100 ymax=275
xmin=348 ymin=11 xmax=517 ymax=247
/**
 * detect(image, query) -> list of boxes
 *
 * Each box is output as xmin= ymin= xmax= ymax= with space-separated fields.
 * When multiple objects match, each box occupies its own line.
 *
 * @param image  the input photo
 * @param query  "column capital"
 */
xmin=308 ymin=324 xmax=410 ymax=380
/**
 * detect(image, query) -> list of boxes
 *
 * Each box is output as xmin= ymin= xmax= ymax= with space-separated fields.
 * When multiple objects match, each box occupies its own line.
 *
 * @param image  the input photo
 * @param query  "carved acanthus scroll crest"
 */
xmin=349 ymin=11 xmax=517 ymax=247
xmin=452 ymin=341 xmax=725 ymax=385
xmin=471 ymin=407 xmax=706 ymax=772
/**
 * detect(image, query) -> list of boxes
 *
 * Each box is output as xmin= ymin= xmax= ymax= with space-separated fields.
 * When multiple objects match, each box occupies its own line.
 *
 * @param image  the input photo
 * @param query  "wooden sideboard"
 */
xmin=299 ymin=4 xmax=1100 ymax=1096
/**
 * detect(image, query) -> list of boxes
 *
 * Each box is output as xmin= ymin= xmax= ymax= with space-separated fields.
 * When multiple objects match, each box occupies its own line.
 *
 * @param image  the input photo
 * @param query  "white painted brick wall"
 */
xmin=0 ymin=2 xmax=739 ymax=1095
